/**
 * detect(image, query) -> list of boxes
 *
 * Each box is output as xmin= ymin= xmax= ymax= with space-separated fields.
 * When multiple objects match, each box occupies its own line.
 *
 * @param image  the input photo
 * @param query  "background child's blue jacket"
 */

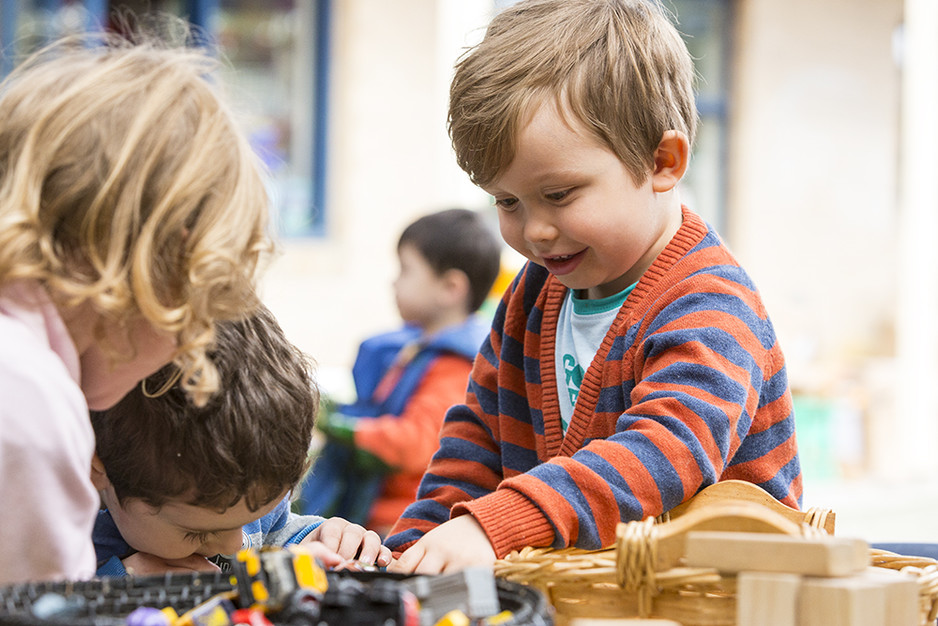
xmin=298 ymin=317 xmax=488 ymax=524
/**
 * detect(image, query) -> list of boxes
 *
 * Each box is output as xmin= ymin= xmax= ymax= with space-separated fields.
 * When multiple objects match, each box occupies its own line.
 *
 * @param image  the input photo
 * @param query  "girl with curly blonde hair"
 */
xmin=0 ymin=31 xmax=273 ymax=584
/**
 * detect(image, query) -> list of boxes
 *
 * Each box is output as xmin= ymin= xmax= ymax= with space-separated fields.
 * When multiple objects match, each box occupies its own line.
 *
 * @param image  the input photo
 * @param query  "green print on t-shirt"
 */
xmin=563 ymin=353 xmax=584 ymax=406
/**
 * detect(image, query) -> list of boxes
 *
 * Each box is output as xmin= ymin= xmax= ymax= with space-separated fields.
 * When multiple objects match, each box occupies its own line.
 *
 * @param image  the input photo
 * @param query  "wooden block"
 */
xmin=570 ymin=617 xmax=681 ymax=626
xmin=736 ymin=571 xmax=801 ymax=626
xmin=684 ymin=531 xmax=869 ymax=576
xmin=862 ymin=567 xmax=919 ymax=626
xmin=798 ymin=575 xmax=886 ymax=626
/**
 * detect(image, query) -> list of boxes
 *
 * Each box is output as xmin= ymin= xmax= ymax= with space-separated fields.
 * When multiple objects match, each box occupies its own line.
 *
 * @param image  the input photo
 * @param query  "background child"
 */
xmin=299 ymin=208 xmax=501 ymax=536
xmin=91 ymin=305 xmax=391 ymax=576
xmin=387 ymin=0 xmax=802 ymax=574
xmin=0 ymin=31 xmax=273 ymax=584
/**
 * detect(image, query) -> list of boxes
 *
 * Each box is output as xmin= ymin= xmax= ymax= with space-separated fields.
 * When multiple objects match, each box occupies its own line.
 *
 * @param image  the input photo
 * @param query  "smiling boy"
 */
xmin=386 ymin=0 xmax=802 ymax=574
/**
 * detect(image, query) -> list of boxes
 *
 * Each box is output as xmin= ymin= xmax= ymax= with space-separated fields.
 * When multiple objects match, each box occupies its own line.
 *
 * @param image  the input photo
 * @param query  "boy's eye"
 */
xmin=493 ymin=196 xmax=518 ymax=211
xmin=545 ymin=189 xmax=571 ymax=202
xmin=184 ymin=530 xmax=212 ymax=543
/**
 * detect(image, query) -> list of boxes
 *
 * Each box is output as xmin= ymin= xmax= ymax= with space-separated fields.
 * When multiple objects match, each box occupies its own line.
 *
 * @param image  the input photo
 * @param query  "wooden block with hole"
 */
xmin=798 ymin=575 xmax=886 ymax=626
xmin=684 ymin=531 xmax=869 ymax=576
xmin=736 ymin=571 xmax=801 ymax=626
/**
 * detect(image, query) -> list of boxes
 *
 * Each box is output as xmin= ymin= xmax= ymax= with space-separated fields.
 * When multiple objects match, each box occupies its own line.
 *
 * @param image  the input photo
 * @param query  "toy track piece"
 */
xmin=492 ymin=577 xmax=554 ymax=626
xmin=0 ymin=570 xmax=235 ymax=625
xmin=0 ymin=557 xmax=554 ymax=625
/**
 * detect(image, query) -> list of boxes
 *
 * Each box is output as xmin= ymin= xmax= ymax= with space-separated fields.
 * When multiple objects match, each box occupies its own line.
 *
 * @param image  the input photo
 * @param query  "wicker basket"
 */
xmin=870 ymin=548 xmax=938 ymax=624
xmin=494 ymin=481 xmax=938 ymax=626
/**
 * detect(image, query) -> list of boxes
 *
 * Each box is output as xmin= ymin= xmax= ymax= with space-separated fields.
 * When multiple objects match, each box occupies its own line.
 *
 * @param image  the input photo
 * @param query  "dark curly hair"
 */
xmin=91 ymin=304 xmax=318 ymax=512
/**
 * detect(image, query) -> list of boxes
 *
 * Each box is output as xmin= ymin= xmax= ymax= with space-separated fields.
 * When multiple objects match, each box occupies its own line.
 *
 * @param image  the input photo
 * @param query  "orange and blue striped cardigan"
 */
xmin=385 ymin=208 xmax=802 ymax=558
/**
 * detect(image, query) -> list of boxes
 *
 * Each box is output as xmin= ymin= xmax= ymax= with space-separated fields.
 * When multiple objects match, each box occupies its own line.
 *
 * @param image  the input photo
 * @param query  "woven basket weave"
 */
xmin=494 ymin=482 xmax=938 ymax=626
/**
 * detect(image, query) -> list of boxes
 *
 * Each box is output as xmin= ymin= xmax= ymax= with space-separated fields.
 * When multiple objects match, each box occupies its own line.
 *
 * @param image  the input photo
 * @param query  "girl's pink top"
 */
xmin=0 ymin=281 xmax=98 ymax=584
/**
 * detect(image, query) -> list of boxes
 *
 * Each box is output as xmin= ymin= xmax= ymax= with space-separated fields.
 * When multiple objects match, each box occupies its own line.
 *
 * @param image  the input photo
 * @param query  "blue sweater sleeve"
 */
xmin=96 ymin=555 xmax=128 ymax=577
xmin=93 ymin=509 xmax=133 ymax=575
xmin=241 ymin=495 xmax=324 ymax=549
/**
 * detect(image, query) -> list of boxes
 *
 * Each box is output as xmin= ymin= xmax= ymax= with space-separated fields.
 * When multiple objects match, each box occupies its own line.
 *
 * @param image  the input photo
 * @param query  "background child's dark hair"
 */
xmin=398 ymin=208 xmax=501 ymax=313
xmin=90 ymin=304 xmax=318 ymax=513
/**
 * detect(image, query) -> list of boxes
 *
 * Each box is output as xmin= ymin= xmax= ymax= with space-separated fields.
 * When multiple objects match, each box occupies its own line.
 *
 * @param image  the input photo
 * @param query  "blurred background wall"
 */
xmin=3 ymin=0 xmax=937 ymax=539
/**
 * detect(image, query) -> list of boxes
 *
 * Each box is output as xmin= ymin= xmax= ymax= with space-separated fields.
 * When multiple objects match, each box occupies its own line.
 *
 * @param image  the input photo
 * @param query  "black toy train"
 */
xmin=0 ymin=546 xmax=552 ymax=626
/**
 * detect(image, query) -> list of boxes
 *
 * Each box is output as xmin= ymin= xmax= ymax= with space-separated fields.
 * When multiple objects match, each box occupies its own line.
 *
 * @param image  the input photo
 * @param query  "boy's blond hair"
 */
xmin=449 ymin=0 xmax=698 ymax=187
xmin=0 ymin=32 xmax=273 ymax=406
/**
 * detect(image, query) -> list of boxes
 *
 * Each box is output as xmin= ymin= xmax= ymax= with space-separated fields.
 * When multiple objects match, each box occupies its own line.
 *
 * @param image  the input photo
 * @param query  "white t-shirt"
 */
xmin=555 ymin=284 xmax=636 ymax=432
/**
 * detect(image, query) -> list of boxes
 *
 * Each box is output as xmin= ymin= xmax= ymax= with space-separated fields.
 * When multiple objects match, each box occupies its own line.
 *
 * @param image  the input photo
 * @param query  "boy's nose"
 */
xmin=203 ymin=529 xmax=246 ymax=557
xmin=523 ymin=211 xmax=558 ymax=244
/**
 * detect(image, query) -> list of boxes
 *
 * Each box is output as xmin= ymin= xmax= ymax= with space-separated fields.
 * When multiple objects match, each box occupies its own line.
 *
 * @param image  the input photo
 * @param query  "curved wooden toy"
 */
xmin=649 ymin=499 xmax=805 ymax=570
xmin=662 ymin=479 xmax=836 ymax=535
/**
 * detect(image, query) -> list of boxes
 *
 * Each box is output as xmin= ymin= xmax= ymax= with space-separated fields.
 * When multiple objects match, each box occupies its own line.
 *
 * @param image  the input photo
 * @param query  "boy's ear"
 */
xmin=651 ymin=130 xmax=690 ymax=193
xmin=441 ymin=268 xmax=471 ymax=310
xmin=90 ymin=453 xmax=110 ymax=491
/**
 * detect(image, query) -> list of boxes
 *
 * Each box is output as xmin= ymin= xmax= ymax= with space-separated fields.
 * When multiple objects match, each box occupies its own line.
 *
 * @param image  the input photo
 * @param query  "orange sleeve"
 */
xmin=353 ymin=354 xmax=472 ymax=474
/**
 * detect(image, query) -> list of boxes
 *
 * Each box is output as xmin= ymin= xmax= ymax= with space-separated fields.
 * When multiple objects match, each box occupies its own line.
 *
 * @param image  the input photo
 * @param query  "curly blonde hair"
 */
xmin=0 ymin=32 xmax=274 ymax=406
xmin=449 ymin=0 xmax=698 ymax=187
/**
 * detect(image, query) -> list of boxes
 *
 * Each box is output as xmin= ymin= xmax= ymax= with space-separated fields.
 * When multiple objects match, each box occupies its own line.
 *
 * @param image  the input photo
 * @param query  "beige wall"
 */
xmin=727 ymin=0 xmax=906 ymax=478
xmin=729 ymin=0 xmax=902 ymax=384
xmin=260 ymin=0 xmax=491 ymax=394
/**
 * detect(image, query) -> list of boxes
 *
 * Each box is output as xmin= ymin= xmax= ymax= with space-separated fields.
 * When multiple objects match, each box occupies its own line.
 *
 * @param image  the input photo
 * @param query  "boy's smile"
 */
xmin=483 ymin=99 xmax=684 ymax=300
xmin=542 ymin=250 xmax=586 ymax=276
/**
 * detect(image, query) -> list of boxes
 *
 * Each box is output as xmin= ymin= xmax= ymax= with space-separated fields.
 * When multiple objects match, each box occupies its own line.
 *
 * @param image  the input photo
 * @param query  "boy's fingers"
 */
xmin=386 ymin=542 xmax=442 ymax=575
xmin=291 ymin=540 xmax=344 ymax=569
xmin=335 ymin=524 xmax=368 ymax=559
xmin=122 ymin=552 xmax=216 ymax=576
xmin=362 ymin=534 xmax=391 ymax=567
xmin=314 ymin=518 xmax=390 ymax=566
xmin=314 ymin=517 xmax=346 ymax=552
xmin=352 ymin=530 xmax=382 ymax=565
xmin=377 ymin=545 xmax=392 ymax=567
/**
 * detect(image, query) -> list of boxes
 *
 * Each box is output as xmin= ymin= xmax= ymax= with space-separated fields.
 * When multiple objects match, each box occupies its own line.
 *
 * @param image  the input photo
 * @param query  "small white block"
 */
xmin=862 ymin=567 xmax=919 ymax=626
xmin=736 ymin=571 xmax=801 ymax=626
xmin=685 ymin=531 xmax=869 ymax=576
xmin=798 ymin=575 xmax=886 ymax=626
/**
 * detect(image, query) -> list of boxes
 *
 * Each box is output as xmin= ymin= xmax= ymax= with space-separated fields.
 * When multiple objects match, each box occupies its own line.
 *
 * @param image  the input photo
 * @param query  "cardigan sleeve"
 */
xmin=0 ymin=314 xmax=99 ymax=584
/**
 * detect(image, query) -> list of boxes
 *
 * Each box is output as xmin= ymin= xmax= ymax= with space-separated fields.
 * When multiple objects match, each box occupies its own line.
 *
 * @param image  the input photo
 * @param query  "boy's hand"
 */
xmin=303 ymin=516 xmax=392 ymax=568
xmin=287 ymin=542 xmax=345 ymax=570
xmin=386 ymin=515 xmax=495 ymax=575
xmin=122 ymin=552 xmax=221 ymax=576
